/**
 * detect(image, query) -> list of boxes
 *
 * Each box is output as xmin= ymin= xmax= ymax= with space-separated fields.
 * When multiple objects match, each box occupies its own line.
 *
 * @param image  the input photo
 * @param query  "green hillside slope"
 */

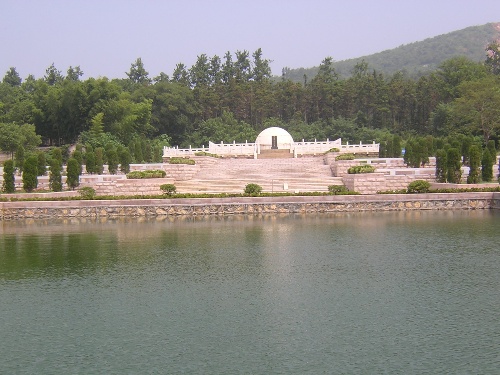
xmin=281 ymin=22 xmax=500 ymax=81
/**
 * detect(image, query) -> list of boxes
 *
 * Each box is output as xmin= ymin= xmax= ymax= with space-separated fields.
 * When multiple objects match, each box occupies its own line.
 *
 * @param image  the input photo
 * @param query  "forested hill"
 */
xmin=281 ymin=22 xmax=500 ymax=81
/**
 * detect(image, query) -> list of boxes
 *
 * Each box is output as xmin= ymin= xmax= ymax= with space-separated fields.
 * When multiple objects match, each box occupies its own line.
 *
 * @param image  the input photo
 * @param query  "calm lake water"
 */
xmin=1 ymin=211 xmax=499 ymax=374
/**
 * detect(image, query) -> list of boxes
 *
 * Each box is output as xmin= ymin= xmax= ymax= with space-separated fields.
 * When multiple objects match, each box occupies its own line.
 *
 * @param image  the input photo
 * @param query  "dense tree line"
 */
xmin=1 ymin=45 xmax=500 ymax=163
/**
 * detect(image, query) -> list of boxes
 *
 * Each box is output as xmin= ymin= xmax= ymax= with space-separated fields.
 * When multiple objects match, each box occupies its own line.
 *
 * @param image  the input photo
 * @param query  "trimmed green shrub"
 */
xmin=2 ymin=159 xmax=15 ymax=193
xmin=467 ymin=145 xmax=481 ymax=184
xmin=328 ymin=185 xmax=349 ymax=194
xmin=95 ymin=147 xmax=104 ymax=174
xmin=107 ymin=148 xmax=119 ymax=174
xmin=168 ymin=157 xmax=195 ymax=165
xmin=160 ymin=183 xmax=177 ymax=196
xmin=22 ymin=155 xmax=38 ymax=192
xmin=126 ymin=170 xmax=166 ymax=179
xmin=37 ymin=151 xmax=47 ymax=176
xmin=78 ymin=186 xmax=96 ymax=200
xmin=481 ymin=148 xmax=494 ymax=182
xmin=244 ymin=183 xmax=262 ymax=195
xmin=49 ymin=156 xmax=63 ymax=192
xmin=15 ymin=145 xmax=25 ymax=173
xmin=85 ymin=149 xmax=96 ymax=174
xmin=66 ymin=157 xmax=80 ymax=190
xmin=194 ymin=151 xmax=219 ymax=158
xmin=435 ymin=149 xmax=447 ymax=183
xmin=72 ymin=150 xmax=83 ymax=175
xmin=325 ymin=148 xmax=340 ymax=153
xmin=347 ymin=165 xmax=376 ymax=174
xmin=119 ymin=148 xmax=132 ymax=174
xmin=407 ymin=180 xmax=431 ymax=194
xmin=335 ymin=153 xmax=355 ymax=161
xmin=446 ymin=148 xmax=462 ymax=184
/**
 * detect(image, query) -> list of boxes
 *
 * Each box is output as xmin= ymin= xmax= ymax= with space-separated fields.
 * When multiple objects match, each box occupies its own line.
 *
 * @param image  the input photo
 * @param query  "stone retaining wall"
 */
xmin=1 ymin=193 xmax=498 ymax=220
xmin=342 ymin=173 xmax=435 ymax=194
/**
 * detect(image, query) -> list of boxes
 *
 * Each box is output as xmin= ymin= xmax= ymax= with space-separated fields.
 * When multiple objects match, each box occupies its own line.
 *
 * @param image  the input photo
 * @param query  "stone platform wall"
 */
xmin=342 ymin=173 xmax=435 ymax=194
xmin=1 ymin=193 xmax=498 ymax=220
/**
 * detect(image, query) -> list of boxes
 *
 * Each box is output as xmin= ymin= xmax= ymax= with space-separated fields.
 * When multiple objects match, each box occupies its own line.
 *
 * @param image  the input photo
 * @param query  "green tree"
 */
xmin=0 ymin=122 xmax=41 ymax=158
xmin=485 ymin=40 xmax=500 ymax=75
xmin=467 ymin=145 xmax=481 ymax=184
xmin=2 ymin=159 xmax=15 ymax=193
xmin=450 ymin=76 xmax=500 ymax=142
xmin=22 ymin=155 xmax=38 ymax=192
xmin=435 ymin=149 xmax=447 ymax=183
xmin=119 ymin=147 xmax=132 ymax=174
xmin=126 ymin=57 xmax=151 ymax=85
xmin=44 ymin=63 xmax=63 ymax=85
xmin=446 ymin=148 xmax=462 ymax=183
xmin=481 ymin=148 xmax=494 ymax=182
xmin=14 ymin=145 xmax=25 ymax=173
xmin=37 ymin=151 xmax=47 ymax=176
xmin=66 ymin=157 xmax=80 ymax=190
xmin=49 ymin=148 xmax=63 ymax=191
xmin=85 ymin=148 xmax=96 ymax=174
xmin=72 ymin=149 xmax=83 ymax=175
xmin=106 ymin=147 xmax=119 ymax=174
xmin=66 ymin=66 xmax=84 ymax=81
xmin=95 ymin=147 xmax=104 ymax=174
xmin=3 ymin=67 xmax=21 ymax=86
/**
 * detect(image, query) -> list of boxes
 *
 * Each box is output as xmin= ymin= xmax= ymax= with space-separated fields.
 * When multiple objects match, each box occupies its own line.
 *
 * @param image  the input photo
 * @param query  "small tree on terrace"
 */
xmin=446 ymin=148 xmax=462 ymax=183
xmin=435 ymin=149 xmax=447 ymax=183
xmin=49 ymin=149 xmax=63 ymax=192
xmin=95 ymin=147 xmax=104 ymax=174
xmin=37 ymin=151 xmax=47 ymax=176
xmin=467 ymin=145 xmax=481 ymax=184
xmin=22 ymin=155 xmax=38 ymax=192
xmin=2 ymin=159 xmax=15 ymax=193
xmin=119 ymin=147 xmax=132 ymax=174
xmin=66 ymin=157 xmax=80 ymax=190
xmin=106 ymin=148 xmax=119 ymax=175
xmin=481 ymin=148 xmax=494 ymax=182
xmin=15 ymin=145 xmax=25 ymax=173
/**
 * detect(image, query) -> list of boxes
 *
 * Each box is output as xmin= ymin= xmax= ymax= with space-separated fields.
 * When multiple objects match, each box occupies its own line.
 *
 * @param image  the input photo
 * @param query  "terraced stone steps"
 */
xmin=173 ymin=155 xmax=342 ymax=193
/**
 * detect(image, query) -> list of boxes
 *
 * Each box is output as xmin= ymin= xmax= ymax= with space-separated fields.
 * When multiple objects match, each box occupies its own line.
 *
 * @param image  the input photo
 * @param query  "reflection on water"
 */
xmin=1 ymin=211 xmax=499 ymax=373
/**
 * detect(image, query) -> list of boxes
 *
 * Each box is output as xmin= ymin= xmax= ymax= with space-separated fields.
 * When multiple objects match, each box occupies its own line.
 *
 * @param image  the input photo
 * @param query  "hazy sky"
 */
xmin=2 ymin=0 xmax=500 ymax=80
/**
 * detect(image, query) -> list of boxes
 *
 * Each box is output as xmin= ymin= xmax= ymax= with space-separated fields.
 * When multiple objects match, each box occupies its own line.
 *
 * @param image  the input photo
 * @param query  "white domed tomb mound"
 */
xmin=255 ymin=127 xmax=294 ymax=150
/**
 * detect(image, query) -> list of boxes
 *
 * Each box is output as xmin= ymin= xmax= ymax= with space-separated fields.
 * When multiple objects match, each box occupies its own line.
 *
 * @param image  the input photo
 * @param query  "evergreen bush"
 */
xmin=335 ymin=153 xmax=355 ymax=161
xmin=95 ymin=147 xmax=104 ymax=174
xmin=37 ymin=151 xmax=47 ymax=176
xmin=49 ymin=156 xmax=63 ymax=192
xmin=72 ymin=150 xmax=83 ymax=175
xmin=435 ymin=149 xmax=447 ymax=182
xmin=22 ymin=155 xmax=38 ymax=192
xmin=328 ymin=185 xmax=349 ymax=194
xmin=347 ymin=165 xmax=376 ymax=174
xmin=446 ymin=148 xmax=462 ymax=183
xmin=481 ymin=148 xmax=493 ymax=182
xmin=407 ymin=180 xmax=431 ymax=194
xmin=107 ymin=148 xmax=119 ymax=174
xmin=160 ymin=183 xmax=177 ymax=195
xmin=168 ymin=157 xmax=195 ymax=165
xmin=14 ymin=145 xmax=25 ymax=173
xmin=78 ymin=186 xmax=96 ymax=200
xmin=66 ymin=157 xmax=80 ymax=190
xmin=119 ymin=148 xmax=132 ymax=174
xmin=2 ymin=159 xmax=15 ymax=193
xmin=126 ymin=170 xmax=166 ymax=179
xmin=85 ymin=149 xmax=96 ymax=174
xmin=467 ymin=145 xmax=481 ymax=184
xmin=244 ymin=183 xmax=262 ymax=195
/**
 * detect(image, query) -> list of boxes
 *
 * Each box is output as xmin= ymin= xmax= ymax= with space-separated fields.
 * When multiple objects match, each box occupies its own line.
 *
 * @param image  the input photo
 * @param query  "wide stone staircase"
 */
xmin=173 ymin=155 xmax=343 ymax=194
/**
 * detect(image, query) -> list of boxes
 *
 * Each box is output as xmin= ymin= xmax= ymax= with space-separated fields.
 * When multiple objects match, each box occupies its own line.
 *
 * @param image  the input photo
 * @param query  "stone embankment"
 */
xmin=1 ymin=193 xmax=498 ymax=220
